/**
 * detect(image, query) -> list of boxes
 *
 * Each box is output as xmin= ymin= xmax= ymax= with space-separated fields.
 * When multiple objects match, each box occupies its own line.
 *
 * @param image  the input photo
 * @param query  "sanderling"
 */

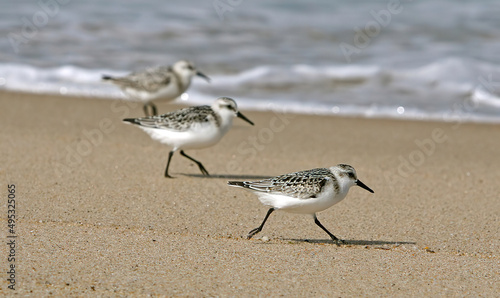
xmin=124 ymin=97 xmax=254 ymax=178
xmin=228 ymin=164 xmax=374 ymax=244
xmin=103 ymin=60 xmax=210 ymax=116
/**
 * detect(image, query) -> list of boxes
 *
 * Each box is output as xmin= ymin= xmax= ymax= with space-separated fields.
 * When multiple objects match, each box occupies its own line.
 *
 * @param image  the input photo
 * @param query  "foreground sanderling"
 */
xmin=228 ymin=165 xmax=374 ymax=244
xmin=103 ymin=60 xmax=210 ymax=116
xmin=124 ymin=97 xmax=254 ymax=178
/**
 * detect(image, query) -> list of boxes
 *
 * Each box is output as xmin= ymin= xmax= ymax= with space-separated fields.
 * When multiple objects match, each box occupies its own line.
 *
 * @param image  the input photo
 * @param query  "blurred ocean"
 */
xmin=2 ymin=0 xmax=500 ymax=122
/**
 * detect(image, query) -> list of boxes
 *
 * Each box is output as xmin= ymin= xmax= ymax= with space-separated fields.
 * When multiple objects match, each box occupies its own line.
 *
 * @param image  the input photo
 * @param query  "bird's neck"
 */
xmin=173 ymin=71 xmax=191 ymax=91
xmin=330 ymin=171 xmax=354 ymax=196
xmin=216 ymin=110 xmax=235 ymax=133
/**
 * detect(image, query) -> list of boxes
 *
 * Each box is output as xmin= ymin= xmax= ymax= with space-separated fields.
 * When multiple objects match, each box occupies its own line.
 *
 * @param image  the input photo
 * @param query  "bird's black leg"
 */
xmin=179 ymin=150 xmax=209 ymax=176
xmin=248 ymin=208 xmax=274 ymax=239
xmin=313 ymin=214 xmax=345 ymax=245
xmin=142 ymin=103 xmax=158 ymax=116
xmin=151 ymin=103 xmax=158 ymax=116
xmin=164 ymin=150 xmax=175 ymax=178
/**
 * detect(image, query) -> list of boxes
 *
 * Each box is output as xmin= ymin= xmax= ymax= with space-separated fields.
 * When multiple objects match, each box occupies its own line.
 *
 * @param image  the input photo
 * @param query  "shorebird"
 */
xmin=228 ymin=164 xmax=374 ymax=244
xmin=103 ymin=60 xmax=210 ymax=116
xmin=124 ymin=97 xmax=254 ymax=178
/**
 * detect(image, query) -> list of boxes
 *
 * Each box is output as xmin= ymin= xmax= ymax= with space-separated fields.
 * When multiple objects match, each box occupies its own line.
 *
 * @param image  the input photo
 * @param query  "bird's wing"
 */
xmin=238 ymin=168 xmax=333 ymax=199
xmin=112 ymin=66 xmax=173 ymax=92
xmin=125 ymin=106 xmax=218 ymax=132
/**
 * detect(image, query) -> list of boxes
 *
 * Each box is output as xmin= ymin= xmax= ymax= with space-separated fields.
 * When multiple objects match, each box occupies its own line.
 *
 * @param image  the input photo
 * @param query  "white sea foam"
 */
xmin=1 ymin=59 xmax=499 ymax=123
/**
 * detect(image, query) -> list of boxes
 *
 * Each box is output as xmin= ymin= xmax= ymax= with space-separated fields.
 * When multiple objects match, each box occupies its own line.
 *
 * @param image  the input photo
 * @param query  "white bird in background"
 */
xmin=103 ymin=60 xmax=210 ymax=116
xmin=124 ymin=97 xmax=254 ymax=178
xmin=228 ymin=164 xmax=374 ymax=244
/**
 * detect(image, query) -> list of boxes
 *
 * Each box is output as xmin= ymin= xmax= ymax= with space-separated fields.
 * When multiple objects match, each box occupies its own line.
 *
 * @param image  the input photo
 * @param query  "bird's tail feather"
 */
xmin=102 ymin=75 xmax=114 ymax=81
xmin=227 ymin=181 xmax=245 ymax=188
xmin=123 ymin=118 xmax=137 ymax=124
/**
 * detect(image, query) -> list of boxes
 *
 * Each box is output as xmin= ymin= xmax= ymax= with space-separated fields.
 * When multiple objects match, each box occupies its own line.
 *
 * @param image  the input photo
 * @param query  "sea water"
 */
xmin=1 ymin=0 xmax=500 ymax=122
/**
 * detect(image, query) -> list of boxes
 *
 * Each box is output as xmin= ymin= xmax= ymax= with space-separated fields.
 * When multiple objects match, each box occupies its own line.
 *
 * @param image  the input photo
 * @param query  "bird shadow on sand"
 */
xmin=285 ymin=238 xmax=416 ymax=246
xmin=181 ymin=173 xmax=273 ymax=180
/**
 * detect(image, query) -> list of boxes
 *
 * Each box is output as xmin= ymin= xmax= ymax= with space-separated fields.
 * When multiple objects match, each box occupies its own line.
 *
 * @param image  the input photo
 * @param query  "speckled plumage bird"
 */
xmin=228 ymin=165 xmax=374 ymax=244
xmin=103 ymin=60 xmax=210 ymax=116
xmin=124 ymin=97 xmax=254 ymax=178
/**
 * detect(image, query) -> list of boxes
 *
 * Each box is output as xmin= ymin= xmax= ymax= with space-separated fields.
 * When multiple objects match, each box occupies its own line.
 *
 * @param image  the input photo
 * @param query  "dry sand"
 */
xmin=1 ymin=91 xmax=498 ymax=296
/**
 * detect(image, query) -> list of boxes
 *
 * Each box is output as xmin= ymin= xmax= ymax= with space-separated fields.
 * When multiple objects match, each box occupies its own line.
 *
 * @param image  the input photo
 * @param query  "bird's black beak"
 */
xmin=356 ymin=180 xmax=374 ymax=193
xmin=236 ymin=111 xmax=254 ymax=126
xmin=196 ymin=71 xmax=211 ymax=82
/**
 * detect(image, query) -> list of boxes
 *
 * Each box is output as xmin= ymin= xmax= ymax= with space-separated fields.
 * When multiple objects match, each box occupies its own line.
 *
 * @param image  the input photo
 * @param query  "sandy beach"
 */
xmin=1 ymin=91 xmax=498 ymax=296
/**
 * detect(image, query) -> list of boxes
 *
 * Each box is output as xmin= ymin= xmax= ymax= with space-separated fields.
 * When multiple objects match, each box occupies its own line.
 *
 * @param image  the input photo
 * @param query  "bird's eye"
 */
xmin=187 ymin=65 xmax=194 ymax=70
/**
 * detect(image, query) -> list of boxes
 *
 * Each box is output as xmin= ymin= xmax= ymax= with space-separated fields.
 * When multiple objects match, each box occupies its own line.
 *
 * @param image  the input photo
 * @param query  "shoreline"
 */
xmin=1 ymin=91 xmax=498 ymax=296
xmin=3 ymin=89 xmax=500 ymax=125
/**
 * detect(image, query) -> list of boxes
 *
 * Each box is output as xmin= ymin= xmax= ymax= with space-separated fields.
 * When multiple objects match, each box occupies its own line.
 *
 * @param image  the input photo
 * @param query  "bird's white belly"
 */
xmin=257 ymin=186 xmax=347 ymax=214
xmin=124 ymin=84 xmax=181 ymax=103
xmin=140 ymin=124 xmax=223 ymax=150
